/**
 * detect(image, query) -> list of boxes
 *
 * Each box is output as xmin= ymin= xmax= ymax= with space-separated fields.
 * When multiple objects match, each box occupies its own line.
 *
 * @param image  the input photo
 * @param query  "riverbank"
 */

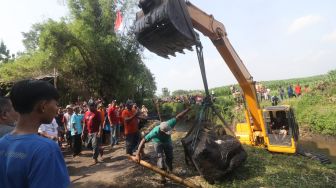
xmin=65 ymin=121 xmax=336 ymax=187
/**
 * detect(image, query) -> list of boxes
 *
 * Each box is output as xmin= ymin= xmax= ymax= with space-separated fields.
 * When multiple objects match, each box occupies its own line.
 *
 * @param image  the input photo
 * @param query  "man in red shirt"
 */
xmin=295 ymin=83 xmax=302 ymax=97
xmin=108 ymin=100 xmax=119 ymax=147
xmin=82 ymin=101 xmax=102 ymax=164
xmin=122 ymin=100 xmax=140 ymax=155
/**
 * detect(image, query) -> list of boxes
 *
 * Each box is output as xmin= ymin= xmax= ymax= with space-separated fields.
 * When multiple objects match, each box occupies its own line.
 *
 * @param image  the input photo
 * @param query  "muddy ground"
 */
xmin=65 ymin=121 xmax=206 ymax=188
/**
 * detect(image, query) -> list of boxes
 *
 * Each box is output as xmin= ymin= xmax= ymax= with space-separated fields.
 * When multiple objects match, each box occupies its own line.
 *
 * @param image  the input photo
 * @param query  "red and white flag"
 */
xmin=114 ymin=10 xmax=123 ymax=31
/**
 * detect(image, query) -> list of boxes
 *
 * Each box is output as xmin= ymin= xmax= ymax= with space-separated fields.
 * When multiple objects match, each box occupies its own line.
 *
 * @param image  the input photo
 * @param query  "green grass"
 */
xmin=283 ymin=76 xmax=336 ymax=136
xmin=165 ymin=95 xmax=336 ymax=187
xmin=201 ymin=146 xmax=336 ymax=187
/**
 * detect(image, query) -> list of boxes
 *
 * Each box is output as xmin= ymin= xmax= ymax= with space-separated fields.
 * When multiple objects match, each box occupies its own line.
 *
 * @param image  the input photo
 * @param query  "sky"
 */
xmin=1 ymin=0 xmax=336 ymax=94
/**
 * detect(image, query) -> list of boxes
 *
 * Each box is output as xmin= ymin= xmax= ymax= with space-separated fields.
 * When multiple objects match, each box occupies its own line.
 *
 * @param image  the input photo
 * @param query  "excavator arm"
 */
xmin=185 ymin=2 xmax=264 ymax=134
xmin=135 ymin=0 xmax=302 ymax=157
xmin=135 ymin=0 xmax=266 ymax=143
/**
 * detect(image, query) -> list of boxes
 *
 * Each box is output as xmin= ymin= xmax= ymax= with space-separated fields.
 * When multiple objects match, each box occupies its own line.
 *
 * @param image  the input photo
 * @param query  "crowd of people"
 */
xmin=256 ymin=82 xmax=308 ymax=100
xmin=0 ymin=79 xmax=194 ymax=187
xmin=256 ymin=82 xmax=308 ymax=105
xmin=1 ymin=79 xmax=311 ymax=187
xmin=1 ymin=79 xmax=182 ymax=187
xmin=229 ymin=82 xmax=309 ymax=107
xmin=159 ymin=94 xmax=204 ymax=105
xmin=44 ymin=97 xmax=151 ymax=163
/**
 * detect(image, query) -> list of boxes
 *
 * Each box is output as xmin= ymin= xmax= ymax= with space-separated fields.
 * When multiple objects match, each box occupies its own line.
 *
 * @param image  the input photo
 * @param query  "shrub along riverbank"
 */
xmin=211 ymin=70 xmax=336 ymax=136
xmin=262 ymin=70 xmax=336 ymax=136
xmin=158 ymin=102 xmax=336 ymax=187
xmin=156 ymin=70 xmax=336 ymax=136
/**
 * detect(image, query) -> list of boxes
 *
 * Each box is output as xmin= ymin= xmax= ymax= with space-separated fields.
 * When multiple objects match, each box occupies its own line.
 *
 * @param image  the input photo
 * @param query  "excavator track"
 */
xmin=296 ymin=146 xmax=331 ymax=164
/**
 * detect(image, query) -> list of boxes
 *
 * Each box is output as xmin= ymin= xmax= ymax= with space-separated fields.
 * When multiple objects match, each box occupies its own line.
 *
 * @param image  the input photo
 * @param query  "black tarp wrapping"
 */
xmin=182 ymin=122 xmax=247 ymax=183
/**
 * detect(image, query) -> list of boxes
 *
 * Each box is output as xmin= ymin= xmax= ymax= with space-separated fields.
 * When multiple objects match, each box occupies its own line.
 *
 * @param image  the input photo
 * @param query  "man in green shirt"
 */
xmin=135 ymin=107 xmax=191 ymax=183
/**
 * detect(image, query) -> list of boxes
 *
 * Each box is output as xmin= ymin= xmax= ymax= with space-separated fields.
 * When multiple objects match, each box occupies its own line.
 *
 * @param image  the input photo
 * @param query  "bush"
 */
xmin=159 ymin=102 xmax=187 ymax=120
xmin=214 ymin=96 xmax=235 ymax=120
xmin=213 ymin=86 xmax=232 ymax=96
xmin=294 ymin=90 xmax=336 ymax=135
xmin=142 ymin=98 xmax=155 ymax=113
xmin=328 ymin=69 xmax=336 ymax=82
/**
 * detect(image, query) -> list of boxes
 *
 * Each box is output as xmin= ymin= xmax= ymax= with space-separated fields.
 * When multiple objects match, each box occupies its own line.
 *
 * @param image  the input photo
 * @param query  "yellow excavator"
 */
xmin=135 ymin=0 xmax=300 ymax=154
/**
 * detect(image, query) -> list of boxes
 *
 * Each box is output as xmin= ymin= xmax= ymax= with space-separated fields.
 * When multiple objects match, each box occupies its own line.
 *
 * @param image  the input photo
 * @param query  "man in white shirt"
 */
xmin=38 ymin=118 xmax=59 ymax=143
xmin=63 ymin=105 xmax=73 ymax=147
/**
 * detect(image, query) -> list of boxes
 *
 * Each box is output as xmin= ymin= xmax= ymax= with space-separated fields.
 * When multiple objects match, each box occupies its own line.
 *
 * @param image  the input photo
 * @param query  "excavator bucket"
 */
xmin=135 ymin=0 xmax=197 ymax=58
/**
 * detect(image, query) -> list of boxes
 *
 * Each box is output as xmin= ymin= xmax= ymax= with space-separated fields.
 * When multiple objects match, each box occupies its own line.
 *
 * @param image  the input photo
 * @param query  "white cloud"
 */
xmin=288 ymin=15 xmax=323 ymax=33
xmin=322 ymin=30 xmax=336 ymax=43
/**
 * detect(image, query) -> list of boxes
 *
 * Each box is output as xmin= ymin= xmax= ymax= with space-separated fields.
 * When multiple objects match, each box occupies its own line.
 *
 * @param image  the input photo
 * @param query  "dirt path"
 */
xmin=65 ymin=121 xmax=203 ymax=188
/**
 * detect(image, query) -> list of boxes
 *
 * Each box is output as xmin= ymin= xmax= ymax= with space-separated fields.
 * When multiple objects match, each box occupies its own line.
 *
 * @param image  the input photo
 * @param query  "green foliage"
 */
xmin=172 ymin=89 xmax=190 ymax=96
xmin=212 ymin=86 xmax=232 ymax=96
xmin=294 ymin=87 xmax=336 ymax=135
xmin=156 ymin=102 xmax=204 ymax=122
xmin=0 ymin=52 xmax=51 ymax=81
xmin=209 ymin=70 xmax=336 ymax=135
xmin=213 ymin=96 xmax=235 ymax=121
xmin=328 ymin=69 xmax=336 ymax=82
xmin=159 ymin=102 xmax=186 ymax=119
xmin=0 ymin=41 xmax=14 ymax=63
xmin=141 ymin=98 xmax=155 ymax=113
xmin=0 ymin=0 xmax=156 ymax=104
xmin=160 ymin=104 xmax=173 ymax=119
xmin=22 ymin=23 xmax=43 ymax=53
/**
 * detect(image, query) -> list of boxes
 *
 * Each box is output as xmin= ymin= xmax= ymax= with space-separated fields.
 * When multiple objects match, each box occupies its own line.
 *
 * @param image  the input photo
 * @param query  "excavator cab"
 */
xmin=135 ymin=0 xmax=197 ymax=58
xmin=263 ymin=106 xmax=299 ymax=153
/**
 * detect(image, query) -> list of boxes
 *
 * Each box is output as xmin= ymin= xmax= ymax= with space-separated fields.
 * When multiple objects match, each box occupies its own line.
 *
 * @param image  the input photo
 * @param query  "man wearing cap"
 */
xmin=135 ymin=107 xmax=191 ymax=183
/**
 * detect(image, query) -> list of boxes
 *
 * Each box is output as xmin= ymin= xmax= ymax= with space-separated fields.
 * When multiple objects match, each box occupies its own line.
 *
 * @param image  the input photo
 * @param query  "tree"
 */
xmin=0 ymin=41 xmax=11 ymax=63
xmin=1 ymin=0 xmax=156 ymax=104
xmin=22 ymin=23 xmax=44 ymax=53
xmin=162 ymin=88 xmax=170 ymax=97
xmin=37 ymin=0 xmax=156 ymax=103
xmin=172 ymin=90 xmax=191 ymax=96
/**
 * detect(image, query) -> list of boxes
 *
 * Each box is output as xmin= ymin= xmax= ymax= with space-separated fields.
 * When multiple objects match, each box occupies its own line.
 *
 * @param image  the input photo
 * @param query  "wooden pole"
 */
xmin=128 ymin=156 xmax=201 ymax=188
xmin=53 ymin=67 xmax=57 ymax=89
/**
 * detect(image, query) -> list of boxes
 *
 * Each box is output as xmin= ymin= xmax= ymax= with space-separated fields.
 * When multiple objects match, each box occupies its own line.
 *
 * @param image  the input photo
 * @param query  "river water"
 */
xmin=299 ymin=134 xmax=336 ymax=163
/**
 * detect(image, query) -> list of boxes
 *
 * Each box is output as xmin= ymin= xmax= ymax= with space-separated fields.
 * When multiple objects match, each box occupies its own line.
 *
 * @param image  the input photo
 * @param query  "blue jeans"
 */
xmin=111 ymin=124 xmax=120 ymax=146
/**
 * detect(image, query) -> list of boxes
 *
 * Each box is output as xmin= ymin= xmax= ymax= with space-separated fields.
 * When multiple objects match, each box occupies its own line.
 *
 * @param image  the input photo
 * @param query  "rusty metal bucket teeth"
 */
xmin=135 ymin=0 xmax=197 ymax=58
